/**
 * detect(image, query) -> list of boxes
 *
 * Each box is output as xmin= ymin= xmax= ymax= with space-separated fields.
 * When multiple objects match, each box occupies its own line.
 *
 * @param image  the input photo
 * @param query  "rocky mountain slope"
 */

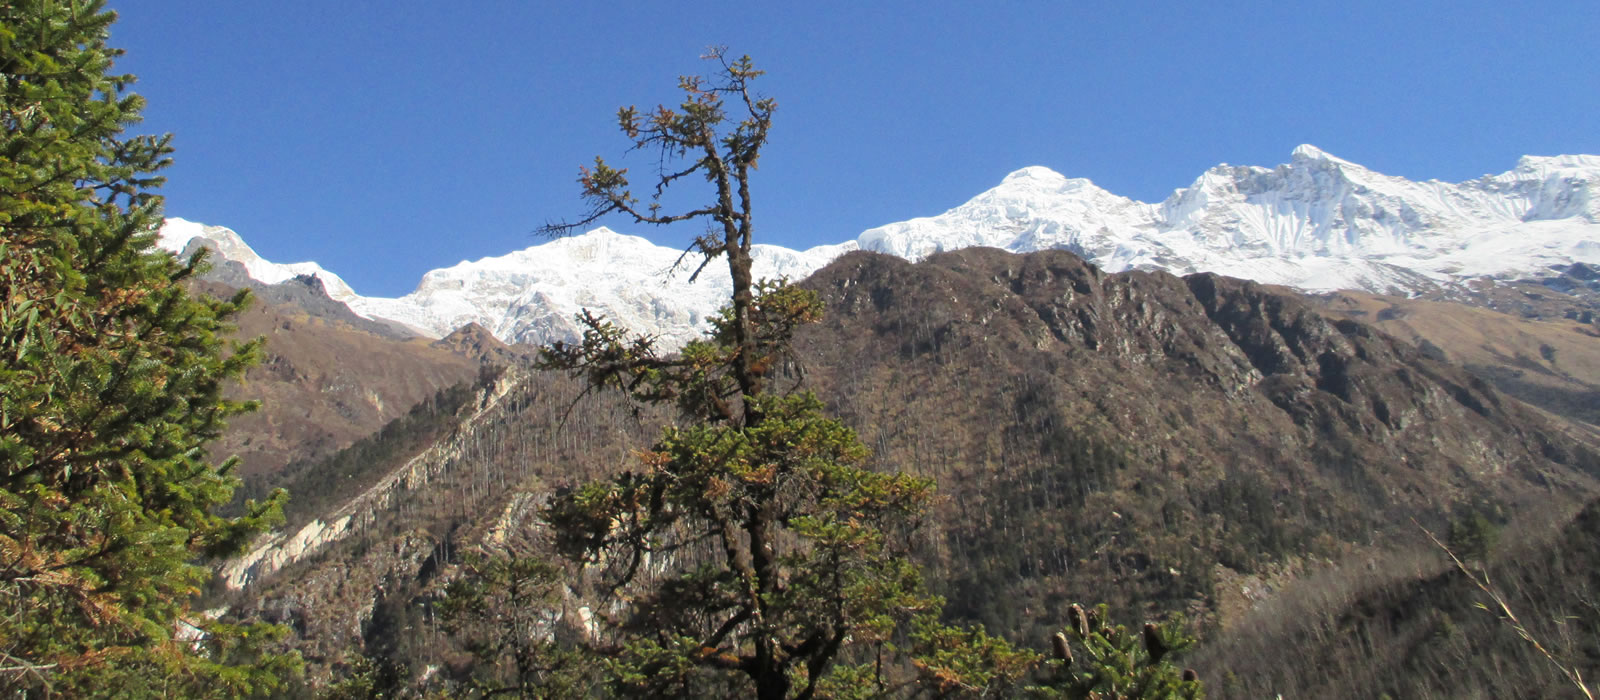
xmin=794 ymin=247 xmax=1598 ymax=637
xmin=161 ymin=147 xmax=1600 ymax=348
xmin=1312 ymin=288 xmax=1600 ymax=431
xmin=219 ymin=248 xmax=1600 ymax=689
xmin=186 ymin=276 xmax=481 ymax=480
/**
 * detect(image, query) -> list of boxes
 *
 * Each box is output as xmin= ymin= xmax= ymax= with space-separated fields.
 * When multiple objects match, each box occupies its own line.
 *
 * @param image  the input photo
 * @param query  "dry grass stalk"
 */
xmin=1417 ymin=520 xmax=1594 ymax=700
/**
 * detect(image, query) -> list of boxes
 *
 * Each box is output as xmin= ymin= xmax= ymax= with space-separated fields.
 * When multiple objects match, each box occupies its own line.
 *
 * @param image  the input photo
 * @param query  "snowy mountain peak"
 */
xmin=1516 ymin=153 xmax=1600 ymax=173
xmin=174 ymin=146 xmax=1600 ymax=348
xmin=550 ymin=225 xmax=638 ymax=247
xmin=1288 ymin=143 xmax=1354 ymax=166
xmin=1001 ymin=165 xmax=1067 ymax=184
xmin=158 ymin=217 xmax=256 ymax=263
xmin=542 ymin=226 xmax=672 ymax=263
xmin=996 ymin=165 xmax=1114 ymax=197
xmin=157 ymin=218 xmax=357 ymax=300
xmin=421 ymin=226 xmax=660 ymax=281
xmin=857 ymin=165 xmax=1148 ymax=262
xmin=340 ymin=225 xmax=845 ymax=347
xmin=860 ymin=146 xmax=1600 ymax=294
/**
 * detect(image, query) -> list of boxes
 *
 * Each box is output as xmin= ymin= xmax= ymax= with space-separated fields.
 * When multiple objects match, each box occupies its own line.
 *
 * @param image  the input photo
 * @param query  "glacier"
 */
xmin=157 ymin=146 xmax=1600 ymax=347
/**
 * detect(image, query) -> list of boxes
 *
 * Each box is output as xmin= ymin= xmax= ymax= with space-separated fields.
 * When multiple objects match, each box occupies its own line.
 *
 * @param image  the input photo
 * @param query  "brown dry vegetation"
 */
xmin=195 ymin=280 xmax=481 ymax=478
xmin=794 ymin=249 xmax=1598 ymax=642
xmin=226 ymin=367 xmax=661 ymax=681
xmin=1314 ymin=289 xmax=1600 ymax=431
xmin=219 ymin=248 xmax=1600 ymax=695
xmin=1192 ymin=497 xmax=1600 ymax=698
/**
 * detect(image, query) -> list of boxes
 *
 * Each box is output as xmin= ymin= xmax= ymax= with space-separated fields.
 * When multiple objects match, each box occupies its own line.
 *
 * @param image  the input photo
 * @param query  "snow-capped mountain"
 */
xmin=157 ymin=218 xmax=360 ymax=301
xmin=342 ymin=230 xmax=854 ymax=346
xmin=158 ymin=219 xmax=855 ymax=346
xmin=158 ymin=146 xmax=1599 ymax=347
xmin=859 ymin=145 xmax=1599 ymax=292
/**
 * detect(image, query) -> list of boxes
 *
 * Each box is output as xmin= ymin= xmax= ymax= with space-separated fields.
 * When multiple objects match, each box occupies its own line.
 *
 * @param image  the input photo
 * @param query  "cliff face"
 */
xmin=222 ymin=247 xmax=1600 ymax=684
xmin=218 ymin=368 xmax=524 ymax=591
xmin=222 ymin=365 xmax=662 ymax=672
xmin=803 ymin=248 xmax=1591 ymax=493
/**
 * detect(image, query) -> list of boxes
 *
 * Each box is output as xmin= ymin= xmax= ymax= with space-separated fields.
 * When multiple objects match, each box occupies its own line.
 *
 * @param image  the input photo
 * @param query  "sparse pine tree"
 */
xmin=436 ymin=551 xmax=599 ymax=697
xmin=534 ymin=49 xmax=1033 ymax=699
xmin=1447 ymin=509 xmax=1500 ymax=566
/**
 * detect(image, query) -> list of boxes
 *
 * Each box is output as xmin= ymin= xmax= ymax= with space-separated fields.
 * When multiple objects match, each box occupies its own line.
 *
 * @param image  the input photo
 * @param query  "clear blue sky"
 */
xmin=108 ymin=1 xmax=1599 ymax=298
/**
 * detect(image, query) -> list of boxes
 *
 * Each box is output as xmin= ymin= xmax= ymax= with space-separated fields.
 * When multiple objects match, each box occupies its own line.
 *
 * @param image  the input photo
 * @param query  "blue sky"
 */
xmin=109 ymin=1 xmax=1599 ymax=298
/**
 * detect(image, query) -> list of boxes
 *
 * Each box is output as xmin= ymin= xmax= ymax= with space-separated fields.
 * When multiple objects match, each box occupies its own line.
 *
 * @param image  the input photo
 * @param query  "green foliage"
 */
xmin=436 ymin=552 xmax=599 ymax=697
xmin=540 ymin=47 xmax=779 ymax=428
xmin=0 ymin=1 xmax=293 ymax=692
xmin=540 ymin=368 xmax=957 ymax=697
xmin=320 ymin=649 xmax=410 ymax=700
xmin=901 ymin=614 xmax=1043 ymax=698
xmin=33 ymin=615 xmax=300 ymax=698
xmin=540 ymin=279 xmax=821 ymax=424
xmin=1028 ymin=604 xmax=1203 ymax=700
xmin=1447 ymin=507 xmax=1501 ymax=565
xmin=445 ymin=47 xmax=1211 ymax=700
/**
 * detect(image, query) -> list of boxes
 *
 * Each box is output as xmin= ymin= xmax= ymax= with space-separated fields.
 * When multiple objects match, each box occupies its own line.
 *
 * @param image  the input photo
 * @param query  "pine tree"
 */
xmin=0 ymin=2 xmax=293 ymax=694
xmin=531 ymin=49 xmax=1034 ymax=699
xmin=436 ymin=551 xmax=600 ymax=697
xmin=1026 ymin=604 xmax=1204 ymax=699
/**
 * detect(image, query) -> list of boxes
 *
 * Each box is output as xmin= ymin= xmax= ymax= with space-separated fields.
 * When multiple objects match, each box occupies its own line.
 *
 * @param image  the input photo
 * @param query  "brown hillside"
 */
xmin=434 ymin=321 xmax=538 ymax=367
xmin=1192 ymin=495 xmax=1600 ymax=698
xmin=197 ymin=280 xmax=481 ymax=478
xmin=1313 ymin=289 xmax=1600 ymax=432
xmin=223 ymin=248 xmax=1600 ymax=689
xmin=794 ymin=248 xmax=1599 ymax=638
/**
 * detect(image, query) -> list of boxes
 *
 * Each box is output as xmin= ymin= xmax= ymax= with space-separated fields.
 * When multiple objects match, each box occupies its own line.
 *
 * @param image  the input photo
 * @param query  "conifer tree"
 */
xmin=0 ymin=2 xmax=293 ymax=694
xmin=1026 ymin=604 xmax=1203 ymax=699
xmin=532 ymin=49 xmax=1035 ymax=699
xmin=437 ymin=550 xmax=599 ymax=697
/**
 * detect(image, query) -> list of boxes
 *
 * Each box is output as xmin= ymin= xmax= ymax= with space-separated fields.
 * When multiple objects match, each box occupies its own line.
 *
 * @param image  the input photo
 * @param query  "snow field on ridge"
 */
xmin=157 ymin=146 xmax=1600 ymax=347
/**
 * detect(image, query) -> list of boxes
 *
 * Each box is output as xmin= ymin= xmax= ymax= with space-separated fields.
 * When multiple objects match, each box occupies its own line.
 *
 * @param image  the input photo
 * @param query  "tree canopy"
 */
xmin=502 ymin=47 xmax=1206 ymax=699
xmin=0 ymin=1 xmax=291 ymax=694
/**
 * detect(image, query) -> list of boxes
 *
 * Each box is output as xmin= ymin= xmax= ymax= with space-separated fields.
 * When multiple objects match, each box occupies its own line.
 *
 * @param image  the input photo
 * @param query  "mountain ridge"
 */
xmin=223 ymin=245 xmax=1600 ymax=690
xmin=158 ymin=146 xmax=1600 ymax=347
